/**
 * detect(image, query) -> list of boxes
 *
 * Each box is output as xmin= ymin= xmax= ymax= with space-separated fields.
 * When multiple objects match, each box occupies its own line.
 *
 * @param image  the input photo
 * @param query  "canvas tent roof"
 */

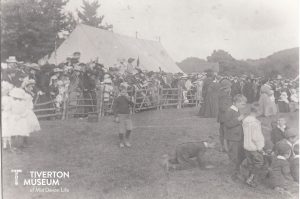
xmin=46 ymin=24 xmax=182 ymax=73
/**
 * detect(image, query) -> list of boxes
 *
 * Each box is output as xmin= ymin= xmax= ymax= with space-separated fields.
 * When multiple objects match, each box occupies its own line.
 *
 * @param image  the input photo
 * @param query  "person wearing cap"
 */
xmin=112 ymin=87 xmax=134 ymax=148
xmin=268 ymin=140 xmax=294 ymax=192
xmin=217 ymin=79 xmax=232 ymax=152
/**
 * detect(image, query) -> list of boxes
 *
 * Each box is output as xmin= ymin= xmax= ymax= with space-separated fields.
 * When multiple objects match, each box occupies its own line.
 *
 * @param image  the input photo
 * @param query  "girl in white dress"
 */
xmin=1 ymin=81 xmax=14 ymax=149
xmin=9 ymin=87 xmax=40 ymax=150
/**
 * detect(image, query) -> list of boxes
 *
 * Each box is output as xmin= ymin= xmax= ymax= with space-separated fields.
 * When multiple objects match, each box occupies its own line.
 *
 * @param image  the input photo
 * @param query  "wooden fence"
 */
xmin=33 ymin=86 xmax=201 ymax=120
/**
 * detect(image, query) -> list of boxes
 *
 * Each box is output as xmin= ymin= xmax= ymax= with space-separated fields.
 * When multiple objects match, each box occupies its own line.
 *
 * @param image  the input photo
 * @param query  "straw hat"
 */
xmin=28 ymin=63 xmax=40 ymax=70
xmin=9 ymin=88 xmax=26 ymax=99
xmin=6 ymin=56 xmax=17 ymax=63
xmin=54 ymin=68 xmax=64 ymax=73
xmin=103 ymin=78 xmax=112 ymax=84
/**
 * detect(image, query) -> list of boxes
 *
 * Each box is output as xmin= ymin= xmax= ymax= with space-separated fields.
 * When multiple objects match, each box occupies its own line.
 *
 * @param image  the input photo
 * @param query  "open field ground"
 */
xmin=2 ymin=107 xmax=299 ymax=199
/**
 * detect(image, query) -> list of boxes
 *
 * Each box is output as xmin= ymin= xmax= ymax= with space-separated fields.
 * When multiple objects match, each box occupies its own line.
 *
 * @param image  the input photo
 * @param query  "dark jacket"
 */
xmin=231 ymin=81 xmax=242 ymax=97
xmin=218 ymin=89 xmax=232 ymax=123
xmin=223 ymin=107 xmax=243 ymax=141
xmin=270 ymin=126 xmax=286 ymax=145
xmin=112 ymin=95 xmax=134 ymax=115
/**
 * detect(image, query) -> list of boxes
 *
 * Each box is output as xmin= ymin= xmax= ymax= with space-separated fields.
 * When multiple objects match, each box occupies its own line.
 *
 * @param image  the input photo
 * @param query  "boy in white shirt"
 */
xmin=242 ymin=103 xmax=265 ymax=187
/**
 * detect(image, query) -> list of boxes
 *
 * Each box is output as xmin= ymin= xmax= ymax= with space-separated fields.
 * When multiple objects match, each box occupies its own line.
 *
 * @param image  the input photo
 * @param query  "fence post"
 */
xmin=177 ymin=87 xmax=181 ymax=109
xmin=99 ymin=85 xmax=104 ymax=117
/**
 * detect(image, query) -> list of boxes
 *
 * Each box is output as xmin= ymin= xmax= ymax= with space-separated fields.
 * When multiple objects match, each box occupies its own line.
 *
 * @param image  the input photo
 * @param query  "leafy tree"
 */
xmin=1 ymin=0 xmax=70 ymax=62
xmin=77 ymin=0 xmax=113 ymax=31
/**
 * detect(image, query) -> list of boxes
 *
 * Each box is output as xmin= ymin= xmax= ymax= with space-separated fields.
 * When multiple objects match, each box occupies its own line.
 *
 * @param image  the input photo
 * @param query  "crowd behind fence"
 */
xmin=33 ymin=86 xmax=201 ymax=120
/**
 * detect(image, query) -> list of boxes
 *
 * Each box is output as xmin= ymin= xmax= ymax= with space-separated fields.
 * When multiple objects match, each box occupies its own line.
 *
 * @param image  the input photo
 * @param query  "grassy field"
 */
xmin=2 ymin=107 xmax=299 ymax=199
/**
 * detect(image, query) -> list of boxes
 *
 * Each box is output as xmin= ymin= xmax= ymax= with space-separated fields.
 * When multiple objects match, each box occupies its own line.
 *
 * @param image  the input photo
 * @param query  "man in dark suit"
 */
xmin=231 ymin=77 xmax=242 ymax=98
xmin=218 ymin=79 xmax=232 ymax=152
xmin=223 ymin=94 xmax=247 ymax=180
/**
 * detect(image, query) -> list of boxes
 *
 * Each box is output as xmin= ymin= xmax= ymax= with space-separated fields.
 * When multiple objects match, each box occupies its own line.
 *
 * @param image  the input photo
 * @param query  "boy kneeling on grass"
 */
xmin=165 ymin=140 xmax=216 ymax=170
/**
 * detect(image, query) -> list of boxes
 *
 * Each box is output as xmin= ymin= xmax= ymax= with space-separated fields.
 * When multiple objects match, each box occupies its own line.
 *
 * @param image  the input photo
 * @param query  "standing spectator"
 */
xmin=231 ymin=77 xmax=242 ymax=98
xmin=258 ymin=80 xmax=277 ymax=117
xmin=224 ymin=94 xmax=247 ymax=181
xmin=112 ymin=88 xmax=134 ymax=148
xmin=242 ymin=103 xmax=265 ymax=187
xmin=243 ymin=77 xmax=255 ymax=104
xmin=217 ymin=79 xmax=232 ymax=152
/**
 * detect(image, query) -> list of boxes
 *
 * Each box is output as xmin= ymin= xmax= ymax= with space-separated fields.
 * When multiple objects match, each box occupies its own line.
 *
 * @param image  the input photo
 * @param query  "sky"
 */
xmin=66 ymin=0 xmax=299 ymax=62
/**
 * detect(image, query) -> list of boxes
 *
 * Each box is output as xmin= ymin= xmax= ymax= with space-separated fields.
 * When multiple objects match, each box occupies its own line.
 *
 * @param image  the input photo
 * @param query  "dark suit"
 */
xmin=223 ymin=107 xmax=244 ymax=170
xmin=218 ymin=89 xmax=232 ymax=147
xmin=270 ymin=126 xmax=286 ymax=146
xmin=231 ymin=81 xmax=242 ymax=98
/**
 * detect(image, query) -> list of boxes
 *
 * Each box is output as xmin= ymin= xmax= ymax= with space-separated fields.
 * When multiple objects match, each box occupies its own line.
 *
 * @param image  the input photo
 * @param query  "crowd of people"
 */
xmin=1 ymin=52 xmax=299 ymax=195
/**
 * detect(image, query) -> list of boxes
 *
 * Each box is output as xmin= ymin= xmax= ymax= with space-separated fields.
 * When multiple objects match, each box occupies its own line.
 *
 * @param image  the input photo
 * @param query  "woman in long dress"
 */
xmin=258 ymin=81 xmax=277 ymax=117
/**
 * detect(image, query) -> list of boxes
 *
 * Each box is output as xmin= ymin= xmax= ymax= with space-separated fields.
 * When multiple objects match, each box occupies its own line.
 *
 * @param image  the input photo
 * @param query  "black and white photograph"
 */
xmin=1 ymin=0 xmax=299 ymax=198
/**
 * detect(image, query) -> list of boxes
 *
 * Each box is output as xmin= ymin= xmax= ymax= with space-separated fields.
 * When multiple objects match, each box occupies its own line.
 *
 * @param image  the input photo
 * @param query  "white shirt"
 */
xmin=230 ymin=105 xmax=238 ymax=112
xmin=242 ymin=115 xmax=265 ymax=151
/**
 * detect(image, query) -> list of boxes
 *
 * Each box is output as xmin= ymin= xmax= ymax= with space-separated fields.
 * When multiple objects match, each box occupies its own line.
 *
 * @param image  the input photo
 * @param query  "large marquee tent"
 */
xmin=46 ymin=24 xmax=183 ymax=73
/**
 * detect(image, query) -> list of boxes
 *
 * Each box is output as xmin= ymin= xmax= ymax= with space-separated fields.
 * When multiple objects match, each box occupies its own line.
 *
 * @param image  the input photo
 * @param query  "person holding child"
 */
xmin=223 ymin=94 xmax=247 ymax=181
xmin=242 ymin=103 xmax=265 ymax=187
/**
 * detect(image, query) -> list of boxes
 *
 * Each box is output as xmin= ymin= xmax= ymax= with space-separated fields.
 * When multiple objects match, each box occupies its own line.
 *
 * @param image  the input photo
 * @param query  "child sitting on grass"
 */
xmin=165 ymin=140 xmax=216 ymax=170
xmin=290 ymin=143 xmax=299 ymax=183
xmin=270 ymin=117 xmax=288 ymax=146
xmin=268 ymin=140 xmax=294 ymax=194
xmin=242 ymin=103 xmax=265 ymax=188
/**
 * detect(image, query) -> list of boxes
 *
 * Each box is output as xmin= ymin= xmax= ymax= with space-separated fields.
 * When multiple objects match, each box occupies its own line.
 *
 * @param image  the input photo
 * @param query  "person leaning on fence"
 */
xmin=112 ymin=87 xmax=134 ymax=148
xmin=242 ymin=103 xmax=265 ymax=188
xmin=223 ymin=94 xmax=247 ymax=181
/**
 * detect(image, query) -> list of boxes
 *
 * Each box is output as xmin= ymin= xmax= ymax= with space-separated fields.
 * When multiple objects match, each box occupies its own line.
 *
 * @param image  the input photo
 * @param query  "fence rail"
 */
xmin=33 ymin=86 xmax=201 ymax=120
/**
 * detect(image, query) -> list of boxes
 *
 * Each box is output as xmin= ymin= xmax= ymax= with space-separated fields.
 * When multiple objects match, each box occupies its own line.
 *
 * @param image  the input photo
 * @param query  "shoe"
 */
xmin=119 ymin=143 xmax=125 ymax=148
xmin=124 ymin=140 xmax=131 ymax=147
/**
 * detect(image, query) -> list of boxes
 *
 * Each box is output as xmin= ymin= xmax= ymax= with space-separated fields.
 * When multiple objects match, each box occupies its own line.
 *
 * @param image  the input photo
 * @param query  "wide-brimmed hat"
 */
xmin=103 ymin=78 xmax=112 ymax=84
xmin=28 ymin=63 xmax=40 ymax=70
xmin=9 ymin=88 xmax=26 ymax=99
xmin=54 ymin=68 xmax=64 ymax=73
xmin=6 ymin=56 xmax=17 ymax=63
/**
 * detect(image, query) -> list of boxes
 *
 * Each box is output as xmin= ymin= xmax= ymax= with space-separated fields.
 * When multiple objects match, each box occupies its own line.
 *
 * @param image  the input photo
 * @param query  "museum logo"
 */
xmin=11 ymin=169 xmax=70 ymax=193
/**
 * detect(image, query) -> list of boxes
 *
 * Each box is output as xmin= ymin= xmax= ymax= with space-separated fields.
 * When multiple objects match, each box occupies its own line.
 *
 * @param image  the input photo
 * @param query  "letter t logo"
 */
xmin=11 ymin=169 xmax=22 ymax=185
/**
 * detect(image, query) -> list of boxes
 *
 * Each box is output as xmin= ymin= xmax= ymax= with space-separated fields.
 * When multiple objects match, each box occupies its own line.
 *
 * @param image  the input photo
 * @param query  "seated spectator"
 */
xmin=277 ymin=92 xmax=290 ymax=113
xmin=270 ymin=118 xmax=288 ymax=146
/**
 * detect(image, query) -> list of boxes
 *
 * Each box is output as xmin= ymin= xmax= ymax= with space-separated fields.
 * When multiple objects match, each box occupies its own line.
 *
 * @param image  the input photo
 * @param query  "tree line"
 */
xmin=1 ymin=0 xmax=112 ymax=62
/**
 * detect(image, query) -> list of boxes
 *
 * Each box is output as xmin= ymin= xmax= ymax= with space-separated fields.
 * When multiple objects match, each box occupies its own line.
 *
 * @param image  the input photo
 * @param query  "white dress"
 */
xmin=1 ymin=96 xmax=13 ymax=137
xmin=9 ymin=92 xmax=41 ymax=136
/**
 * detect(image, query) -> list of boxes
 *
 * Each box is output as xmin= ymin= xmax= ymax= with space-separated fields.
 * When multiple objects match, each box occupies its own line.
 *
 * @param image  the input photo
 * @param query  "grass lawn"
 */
xmin=2 ymin=107 xmax=299 ymax=199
